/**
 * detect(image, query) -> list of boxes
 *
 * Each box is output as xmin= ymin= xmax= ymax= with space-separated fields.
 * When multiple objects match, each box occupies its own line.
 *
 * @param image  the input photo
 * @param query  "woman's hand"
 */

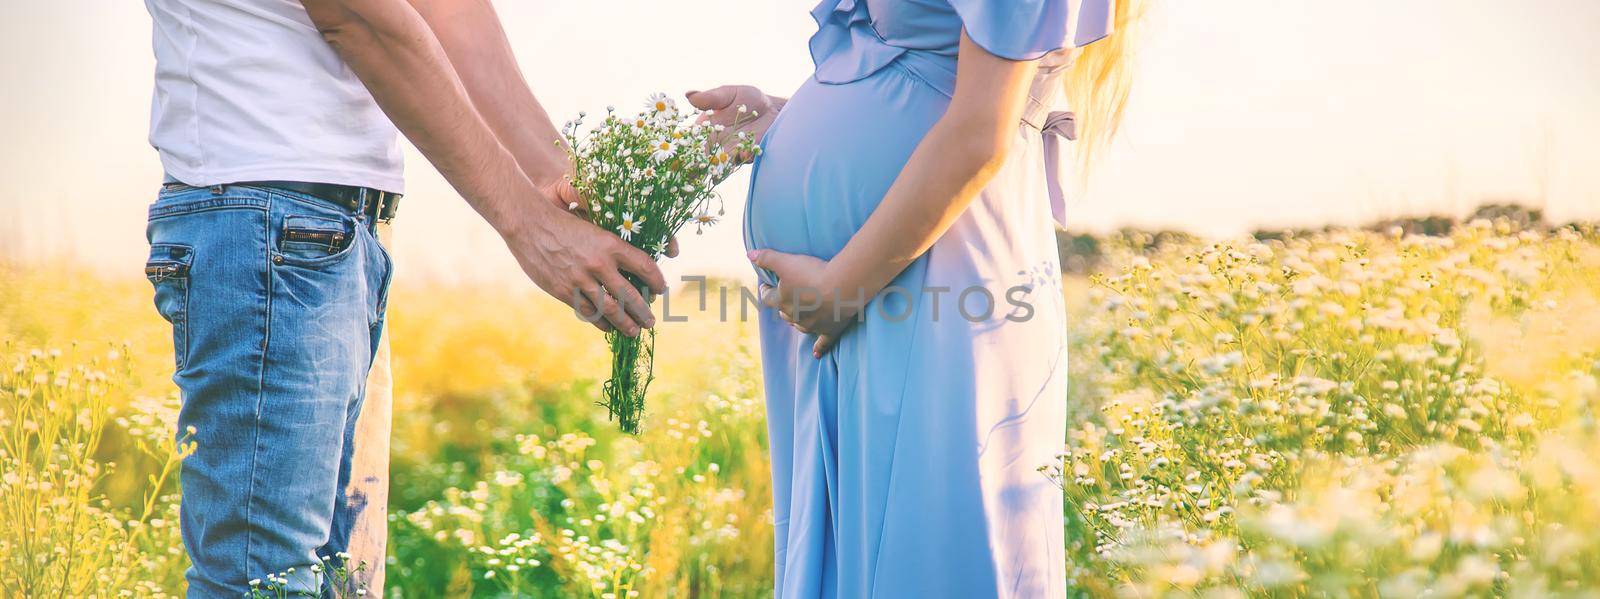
xmin=749 ymin=249 xmax=862 ymax=357
xmin=686 ymin=86 xmax=785 ymax=163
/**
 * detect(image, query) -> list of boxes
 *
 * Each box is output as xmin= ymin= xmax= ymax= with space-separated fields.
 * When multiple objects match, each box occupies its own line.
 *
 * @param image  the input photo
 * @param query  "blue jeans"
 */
xmin=144 ymin=184 xmax=393 ymax=597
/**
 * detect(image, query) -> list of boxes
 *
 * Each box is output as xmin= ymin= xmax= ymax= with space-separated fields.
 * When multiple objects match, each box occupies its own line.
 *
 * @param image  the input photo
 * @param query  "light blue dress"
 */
xmin=743 ymin=1 xmax=1113 ymax=597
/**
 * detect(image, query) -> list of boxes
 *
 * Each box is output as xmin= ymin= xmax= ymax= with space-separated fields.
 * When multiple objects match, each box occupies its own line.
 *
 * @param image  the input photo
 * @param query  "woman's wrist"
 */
xmin=821 ymin=258 xmax=876 ymax=315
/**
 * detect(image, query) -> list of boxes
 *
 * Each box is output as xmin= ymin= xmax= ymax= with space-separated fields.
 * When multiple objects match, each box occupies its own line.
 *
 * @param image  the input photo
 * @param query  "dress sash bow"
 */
xmin=1038 ymin=111 xmax=1078 ymax=229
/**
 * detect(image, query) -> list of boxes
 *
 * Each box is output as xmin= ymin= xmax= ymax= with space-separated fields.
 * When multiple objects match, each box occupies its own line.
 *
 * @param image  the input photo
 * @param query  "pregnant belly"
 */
xmin=745 ymin=64 xmax=948 ymax=260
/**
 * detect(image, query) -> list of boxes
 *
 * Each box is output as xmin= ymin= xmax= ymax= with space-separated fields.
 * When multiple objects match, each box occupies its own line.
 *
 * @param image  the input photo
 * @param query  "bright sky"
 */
xmin=1 ymin=0 xmax=1596 ymax=284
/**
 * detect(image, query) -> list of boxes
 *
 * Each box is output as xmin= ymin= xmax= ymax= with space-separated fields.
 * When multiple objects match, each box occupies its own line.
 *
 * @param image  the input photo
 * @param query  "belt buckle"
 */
xmin=375 ymin=191 xmax=397 ymax=224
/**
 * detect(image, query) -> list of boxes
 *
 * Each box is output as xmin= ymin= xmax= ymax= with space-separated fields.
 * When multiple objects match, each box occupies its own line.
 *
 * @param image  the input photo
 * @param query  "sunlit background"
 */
xmin=1 ymin=0 xmax=1596 ymax=284
xmin=3 ymin=3 xmax=1600 ymax=596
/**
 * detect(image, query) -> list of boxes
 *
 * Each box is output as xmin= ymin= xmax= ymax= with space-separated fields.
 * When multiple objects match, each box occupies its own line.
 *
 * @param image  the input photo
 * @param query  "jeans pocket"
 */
xmin=371 ymin=223 xmax=395 ymax=330
xmin=145 ymin=243 xmax=194 ymax=370
xmin=275 ymin=214 xmax=358 ymax=268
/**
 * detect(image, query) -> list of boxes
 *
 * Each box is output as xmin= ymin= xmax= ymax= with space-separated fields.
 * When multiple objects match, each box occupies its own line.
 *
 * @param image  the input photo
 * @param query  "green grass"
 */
xmin=2 ymin=219 xmax=1598 ymax=597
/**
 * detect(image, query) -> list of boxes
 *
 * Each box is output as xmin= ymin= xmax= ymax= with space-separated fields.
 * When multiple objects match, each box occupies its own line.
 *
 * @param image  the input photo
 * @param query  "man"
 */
xmin=142 ymin=0 xmax=662 ymax=595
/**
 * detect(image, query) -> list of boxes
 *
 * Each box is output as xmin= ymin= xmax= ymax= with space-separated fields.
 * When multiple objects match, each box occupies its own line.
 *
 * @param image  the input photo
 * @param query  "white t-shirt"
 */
xmin=145 ymin=0 xmax=405 ymax=193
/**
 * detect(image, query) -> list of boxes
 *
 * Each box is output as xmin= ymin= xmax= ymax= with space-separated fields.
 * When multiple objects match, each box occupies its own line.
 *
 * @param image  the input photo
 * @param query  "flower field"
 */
xmin=1053 ymin=220 xmax=1600 ymax=597
xmin=2 ymin=216 xmax=1598 ymax=597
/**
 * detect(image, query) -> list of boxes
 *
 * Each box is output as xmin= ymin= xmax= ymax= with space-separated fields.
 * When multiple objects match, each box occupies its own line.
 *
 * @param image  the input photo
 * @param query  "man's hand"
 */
xmin=686 ymin=86 xmax=784 ymax=163
xmin=508 ymin=181 xmax=667 ymax=336
xmin=556 ymin=182 xmax=679 ymax=259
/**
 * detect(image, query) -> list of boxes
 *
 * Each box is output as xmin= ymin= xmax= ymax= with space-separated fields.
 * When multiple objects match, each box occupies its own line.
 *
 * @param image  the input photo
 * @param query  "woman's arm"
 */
xmin=749 ymin=32 xmax=1040 ymax=355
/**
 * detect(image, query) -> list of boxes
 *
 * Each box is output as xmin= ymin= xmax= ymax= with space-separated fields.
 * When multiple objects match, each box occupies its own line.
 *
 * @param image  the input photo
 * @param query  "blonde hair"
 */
xmin=1063 ymin=0 xmax=1146 ymax=168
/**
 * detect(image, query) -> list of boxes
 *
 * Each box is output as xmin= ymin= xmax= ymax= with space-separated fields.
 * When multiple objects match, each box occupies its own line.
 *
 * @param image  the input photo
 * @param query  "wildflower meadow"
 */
xmin=2 ymin=214 xmax=1597 ymax=597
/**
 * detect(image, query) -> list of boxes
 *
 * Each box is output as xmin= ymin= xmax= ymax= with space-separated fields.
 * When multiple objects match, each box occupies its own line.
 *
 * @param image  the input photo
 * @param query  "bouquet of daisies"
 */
xmin=561 ymin=93 xmax=760 ymax=433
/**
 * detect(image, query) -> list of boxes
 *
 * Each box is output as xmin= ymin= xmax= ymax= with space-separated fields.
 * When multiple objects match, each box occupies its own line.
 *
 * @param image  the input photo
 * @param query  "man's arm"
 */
xmin=299 ymin=0 xmax=661 ymax=335
xmin=411 ymin=0 xmax=682 ymax=258
xmin=406 ymin=0 xmax=568 ymax=188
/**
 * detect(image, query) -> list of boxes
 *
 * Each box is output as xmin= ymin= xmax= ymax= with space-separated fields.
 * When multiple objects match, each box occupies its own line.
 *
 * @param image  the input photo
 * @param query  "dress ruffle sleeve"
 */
xmin=947 ymin=0 xmax=1115 ymax=60
xmin=807 ymin=0 xmax=908 ymax=86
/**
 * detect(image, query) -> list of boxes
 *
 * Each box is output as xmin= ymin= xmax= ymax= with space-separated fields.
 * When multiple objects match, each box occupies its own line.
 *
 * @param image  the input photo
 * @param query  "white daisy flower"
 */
xmin=692 ymin=209 xmax=718 ymax=233
xmin=648 ymin=93 xmax=674 ymax=114
xmin=618 ymin=212 xmax=645 ymax=241
xmin=649 ymin=138 xmax=675 ymax=162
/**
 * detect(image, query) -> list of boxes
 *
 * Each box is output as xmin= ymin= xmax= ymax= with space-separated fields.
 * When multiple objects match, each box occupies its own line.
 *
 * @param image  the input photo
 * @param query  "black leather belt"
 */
xmin=244 ymin=181 xmax=402 ymax=222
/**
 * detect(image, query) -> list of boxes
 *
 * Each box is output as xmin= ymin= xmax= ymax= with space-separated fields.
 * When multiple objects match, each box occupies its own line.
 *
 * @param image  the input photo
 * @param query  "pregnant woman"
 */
xmin=690 ymin=0 xmax=1137 ymax=596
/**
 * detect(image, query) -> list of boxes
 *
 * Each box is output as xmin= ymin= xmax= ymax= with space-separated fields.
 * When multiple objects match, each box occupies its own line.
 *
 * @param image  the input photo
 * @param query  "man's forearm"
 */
xmin=300 ymin=0 xmax=668 ymax=335
xmin=301 ymin=0 xmax=550 ymax=235
xmin=412 ymin=0 xmax=569 ymax=187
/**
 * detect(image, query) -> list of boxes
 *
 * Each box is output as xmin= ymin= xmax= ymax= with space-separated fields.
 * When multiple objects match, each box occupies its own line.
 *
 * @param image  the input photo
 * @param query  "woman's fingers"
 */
xmin=759 ymin=283 xmax=795 ymax=317
xmin=759 ymin=283 xmax=805 ymax=327
xmin=759 ymin=283 xmax=785 ymax=313
xmin=762 ymin=280 xmax=842 ymax=345
xmin=753 ymin=249 xmax=835 ymax=334
xmin=812 ymin=334 xmax=838 ymax=358
xmin=686 ymin=87 xmax=737 ymax=113
xmin=748 ymin=249 xmax=792 ymax=277
xmin=549 ymin=178 xmax=586 ymax=213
